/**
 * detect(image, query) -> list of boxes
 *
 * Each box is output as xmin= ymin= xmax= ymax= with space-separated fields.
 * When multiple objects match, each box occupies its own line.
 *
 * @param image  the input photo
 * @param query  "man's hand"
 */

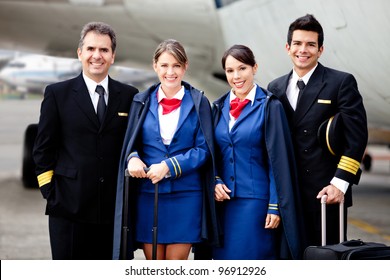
xmin=317 ymin=184 xmax=344 ymax=204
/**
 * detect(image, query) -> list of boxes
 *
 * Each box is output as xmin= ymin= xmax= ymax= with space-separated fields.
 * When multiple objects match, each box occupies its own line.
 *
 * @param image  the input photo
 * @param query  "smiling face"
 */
xmin=286 ymin=29 xmax=323 ymax=77
xmin=224 ymin=55 xmax=257 ymax=99
xmin=153 ymin=51 xmax=187 ymax=97
xmin=77 ymin=31 xmax=115 ymax=83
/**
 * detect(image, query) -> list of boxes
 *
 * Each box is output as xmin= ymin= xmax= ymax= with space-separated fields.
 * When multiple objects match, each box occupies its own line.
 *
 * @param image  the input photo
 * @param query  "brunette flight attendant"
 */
xmin=112 ymin=39 xmax=219 ymax=260
xmin=212 ymin=45 xmax=304 ymax=260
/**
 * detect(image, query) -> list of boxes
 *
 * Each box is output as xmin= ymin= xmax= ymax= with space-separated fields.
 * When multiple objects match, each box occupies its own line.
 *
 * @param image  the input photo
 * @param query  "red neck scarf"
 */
xmin=160 ymin=97 xmax=182 ymax=115
xmin=230 ymin=97 xmax=250 ymax=119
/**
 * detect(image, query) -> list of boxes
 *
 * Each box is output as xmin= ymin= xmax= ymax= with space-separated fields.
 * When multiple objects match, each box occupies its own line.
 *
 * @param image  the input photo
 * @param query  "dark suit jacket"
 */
xmin=267 ymin=63 xmax=368 ymax=210
xmin=33 ymin=73 xmax=138 ymax=224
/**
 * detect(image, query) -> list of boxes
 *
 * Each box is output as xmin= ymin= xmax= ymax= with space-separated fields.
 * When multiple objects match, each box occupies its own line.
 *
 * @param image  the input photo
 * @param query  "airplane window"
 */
xmin=215 ymin=0 xmax=239 ymax=8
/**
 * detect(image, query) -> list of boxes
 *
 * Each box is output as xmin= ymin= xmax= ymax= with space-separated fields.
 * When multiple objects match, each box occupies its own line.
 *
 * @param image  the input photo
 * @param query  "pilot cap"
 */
xmin=317 ymin=113 xmax=344 ymax=156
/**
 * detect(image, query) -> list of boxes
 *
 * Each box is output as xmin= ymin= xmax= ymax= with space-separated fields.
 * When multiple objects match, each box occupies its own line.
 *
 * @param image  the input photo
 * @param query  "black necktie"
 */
xmin=96 ymin=85 xmax=106 ymax=124
xmin=296 ymin=79 xmax=306 ymax=108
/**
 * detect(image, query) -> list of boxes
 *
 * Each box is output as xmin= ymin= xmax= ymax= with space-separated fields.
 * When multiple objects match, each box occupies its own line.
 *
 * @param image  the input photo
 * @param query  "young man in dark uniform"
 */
xmin=268 ymin=14 xmax=368 ymax=247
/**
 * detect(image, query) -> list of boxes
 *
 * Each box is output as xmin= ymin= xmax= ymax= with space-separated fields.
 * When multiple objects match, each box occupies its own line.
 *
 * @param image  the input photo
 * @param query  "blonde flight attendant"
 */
xmin=112 ymin=39 xmax=219 ymax=260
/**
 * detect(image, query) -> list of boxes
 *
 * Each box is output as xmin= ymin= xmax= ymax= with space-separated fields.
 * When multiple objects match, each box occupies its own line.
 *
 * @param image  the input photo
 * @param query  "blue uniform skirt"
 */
xmin=135 ymin=191 xmax=202 ymax=244
xmin=213 ymin=197 xmax=277 ymax=260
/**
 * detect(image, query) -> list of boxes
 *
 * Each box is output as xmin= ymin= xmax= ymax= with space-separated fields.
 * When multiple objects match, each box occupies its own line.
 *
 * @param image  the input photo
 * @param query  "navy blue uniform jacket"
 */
xmin=212 ymin=87 xmax=305 ymax=260
xmin=112 ymin=81 xmax=221 ymax=259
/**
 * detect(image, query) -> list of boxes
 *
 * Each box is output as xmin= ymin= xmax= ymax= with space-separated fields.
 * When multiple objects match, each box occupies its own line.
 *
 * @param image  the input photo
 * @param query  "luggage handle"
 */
xmin=321 ymin=195 xmax=344 ymax=246
xmin=125 ymin=167 xmax=150 ymax=175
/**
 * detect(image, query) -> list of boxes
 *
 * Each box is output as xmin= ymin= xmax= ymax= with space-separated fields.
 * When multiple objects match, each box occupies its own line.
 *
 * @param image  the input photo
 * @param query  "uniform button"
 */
xmin=305 ymin=169 xmax=310 ymax=174
xmin=229 ymin=144 xmax=232 ymax=147
xmin=229 ymin=158 xmax=233 ymax=163
xmin=99 ymin=177 xmax=105 ymax=183
xmin=230 ymin=176 xmax=234 ymax=182
xmin=303 ymin=129 xmax=308 ymax=135
xmin=304 ymin=149 xmax=308 ymax=153
xmin=165 ymin=154 xmax=169 ymax=158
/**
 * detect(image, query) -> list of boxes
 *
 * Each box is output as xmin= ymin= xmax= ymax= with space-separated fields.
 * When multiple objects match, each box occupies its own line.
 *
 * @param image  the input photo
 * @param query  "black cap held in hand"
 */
xmin=317 ymin=113 xmax=344 ymax=156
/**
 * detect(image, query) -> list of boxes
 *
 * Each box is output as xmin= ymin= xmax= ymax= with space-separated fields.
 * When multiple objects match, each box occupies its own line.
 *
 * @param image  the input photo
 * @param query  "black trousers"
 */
xmin=48 ymin=216 xmax=113 ymax=260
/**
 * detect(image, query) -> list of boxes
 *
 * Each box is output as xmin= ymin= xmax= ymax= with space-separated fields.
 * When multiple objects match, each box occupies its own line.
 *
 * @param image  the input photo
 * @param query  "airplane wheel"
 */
xmin=22 ymin=124 xmax=39 ymax=188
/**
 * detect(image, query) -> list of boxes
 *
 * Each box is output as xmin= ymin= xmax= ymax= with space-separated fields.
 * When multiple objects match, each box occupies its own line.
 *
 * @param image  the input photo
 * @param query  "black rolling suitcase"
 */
xmin=304 ymin=195 xmax=390 ymax=260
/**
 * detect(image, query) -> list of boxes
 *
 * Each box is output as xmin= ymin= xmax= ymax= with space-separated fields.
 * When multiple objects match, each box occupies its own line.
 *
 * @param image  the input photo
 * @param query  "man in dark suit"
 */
xmin=33 ymin=22 xmax=138 ymax=259
xmin=267 ymin=14 xmax=368 ymax=247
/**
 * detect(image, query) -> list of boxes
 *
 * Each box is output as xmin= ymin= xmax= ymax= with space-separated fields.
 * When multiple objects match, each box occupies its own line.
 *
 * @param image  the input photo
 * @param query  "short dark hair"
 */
xmin=79 ymin=22 xmax=117 ymax=53
xmin=221 ymin=44 xmax=256 ymax=70
xmin=287 ymin=14 xmax=324 ymax=49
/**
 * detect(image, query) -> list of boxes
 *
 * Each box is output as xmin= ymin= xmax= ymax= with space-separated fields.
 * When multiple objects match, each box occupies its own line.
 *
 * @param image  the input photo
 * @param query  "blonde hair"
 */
xmin=153 ymin=39 xmax=188 ymax=67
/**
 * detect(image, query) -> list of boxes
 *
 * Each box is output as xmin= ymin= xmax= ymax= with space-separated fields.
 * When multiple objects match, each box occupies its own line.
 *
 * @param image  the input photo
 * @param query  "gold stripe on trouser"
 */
xmin=37 ymin=170 xmax=54 ymax=187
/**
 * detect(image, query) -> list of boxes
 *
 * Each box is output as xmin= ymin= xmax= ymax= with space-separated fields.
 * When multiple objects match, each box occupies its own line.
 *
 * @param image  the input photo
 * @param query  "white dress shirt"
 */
xmin=157 ymin=86 xmax=185 ymax=145
xmin=228 ymin=83 xmax=256 ymax=132
xmin=286 ymin=66 xmax=316 ymax=110
xmin=83 ymin=73 xmax=109 ymax=113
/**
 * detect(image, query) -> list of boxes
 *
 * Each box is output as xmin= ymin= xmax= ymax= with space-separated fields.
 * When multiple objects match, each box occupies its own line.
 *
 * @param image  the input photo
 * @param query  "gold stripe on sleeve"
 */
xmin=169 ymin=158 xmax=178 ymax=178
xmin=172 ymin=157 xmax=182 ymax=178
xmin=337 ymin=156 xmax=360 ymax=175
xmin=268 ymin=204 xmax=279 ymax=211
xmin=37 ymin=170 xmax=54 ymax=188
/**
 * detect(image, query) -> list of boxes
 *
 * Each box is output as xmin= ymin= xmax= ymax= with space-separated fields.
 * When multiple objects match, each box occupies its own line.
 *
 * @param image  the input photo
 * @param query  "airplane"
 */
xmin=0 ymin=49 xmax=18 ymax=69
xmin=0 ymin=53 xmax=158 ymax=96
xmin=0 ymin=0 xmax=389 ymax=185
xmin=0 ymin=53 xmax=82 ymax=96
xmin=0 ymin=52 xmax=158 ymax=188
